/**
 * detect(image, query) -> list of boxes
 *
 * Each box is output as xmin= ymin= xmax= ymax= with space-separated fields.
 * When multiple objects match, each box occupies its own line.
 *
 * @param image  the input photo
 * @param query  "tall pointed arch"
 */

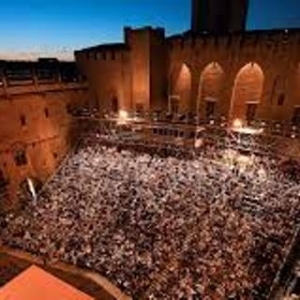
xmin=230 ymin=62 xmax=264 ymax=123
xmin=170 ymin=64 xmax=191 ymax=113
xmin=198 ymin=62 xmax=225 ymax=118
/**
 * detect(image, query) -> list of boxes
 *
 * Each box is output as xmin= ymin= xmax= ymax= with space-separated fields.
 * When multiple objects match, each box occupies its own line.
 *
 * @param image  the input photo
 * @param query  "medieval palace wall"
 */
xmin=76 ymin=27 xmax=300 ymax=125
xmin=0 ymin=60 xmax=90 ymax=209
xmin=169 ymin=29 xmax=300 ymax=123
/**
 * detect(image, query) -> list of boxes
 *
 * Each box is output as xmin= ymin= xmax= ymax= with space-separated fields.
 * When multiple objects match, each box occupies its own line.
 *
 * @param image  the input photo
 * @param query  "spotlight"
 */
xmin=233 ymin=119 xmax=243 ymax=129
xmin=119 ymin=110 xmax=128 ymax=120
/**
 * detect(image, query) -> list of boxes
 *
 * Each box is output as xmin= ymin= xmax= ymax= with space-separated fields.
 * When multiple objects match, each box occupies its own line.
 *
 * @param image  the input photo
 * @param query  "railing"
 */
xmin=71 ymin=111 xmax=300 ymax=140
xmin=268 ymin=223 xmax=300 ymax=299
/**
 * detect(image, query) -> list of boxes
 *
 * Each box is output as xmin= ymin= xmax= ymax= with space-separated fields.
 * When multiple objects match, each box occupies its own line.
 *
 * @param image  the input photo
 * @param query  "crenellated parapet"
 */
xmin=75 ymin=26 xmax=167 ymax=113
xmin=75 ymin=43 xmax=130 ymax=63
xmin=167 ymin=29 xmax=300 ymax=66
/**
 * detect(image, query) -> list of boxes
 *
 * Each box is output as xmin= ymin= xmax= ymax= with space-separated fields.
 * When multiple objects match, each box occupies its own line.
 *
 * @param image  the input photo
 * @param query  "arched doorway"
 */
xmin=170 ymin=64 xmax=191 ymax=114
xmin=198 ymin=62 xmax=225 ymax=119
xmin=230 ymin=62 xmax=264 ymax=123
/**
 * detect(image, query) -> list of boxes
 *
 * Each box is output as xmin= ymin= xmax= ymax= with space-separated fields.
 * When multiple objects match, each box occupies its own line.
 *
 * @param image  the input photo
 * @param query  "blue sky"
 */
xmin=0 ymin=0 xmax=299 ymax=60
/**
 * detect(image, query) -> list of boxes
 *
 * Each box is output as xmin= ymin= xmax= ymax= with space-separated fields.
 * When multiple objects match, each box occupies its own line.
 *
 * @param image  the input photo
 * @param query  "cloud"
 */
xmin=0 ymin=50 xmax=74 ymax=61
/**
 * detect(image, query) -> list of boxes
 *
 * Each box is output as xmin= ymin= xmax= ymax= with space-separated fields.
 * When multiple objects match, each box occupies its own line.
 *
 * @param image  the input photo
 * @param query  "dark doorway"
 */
xmin=170 ymin=97 xmax=180 ymax=114
xmin=111 ymin=97 xmax=119 ymax=114
xmin=246 ymin=103 xmax=257 ymax=122
xmin=206 ymin=101 xmax=216 ymax=119
xmin=136 ymin=103 xmax=144 ymax=117
xmin=14 ymin=149 xmax=28 ymax=166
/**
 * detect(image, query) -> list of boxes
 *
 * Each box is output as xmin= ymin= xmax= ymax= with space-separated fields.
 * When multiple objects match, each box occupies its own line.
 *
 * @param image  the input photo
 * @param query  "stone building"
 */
xmin=75 ymin=0 xmax=300 ymax=125
xmin=0 ymin=59 xmax=90 ymax=209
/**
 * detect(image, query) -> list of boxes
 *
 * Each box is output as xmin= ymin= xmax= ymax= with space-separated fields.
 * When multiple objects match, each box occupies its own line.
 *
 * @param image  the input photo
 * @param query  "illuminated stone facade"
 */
xmin=75 ymin=27 xmax=167 ymax=114
xmin=0 ymin=59 xmax=91 ymax=209
xmin=75 ymin=26 xmax=300 ymax=125
xmin=2 ymin=1 xmax=300 ymax=209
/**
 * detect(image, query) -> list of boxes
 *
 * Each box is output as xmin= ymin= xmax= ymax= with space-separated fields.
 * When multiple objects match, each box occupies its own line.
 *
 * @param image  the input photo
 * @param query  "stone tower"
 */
xmin=191 ymin=0 xmax=249 ymax=34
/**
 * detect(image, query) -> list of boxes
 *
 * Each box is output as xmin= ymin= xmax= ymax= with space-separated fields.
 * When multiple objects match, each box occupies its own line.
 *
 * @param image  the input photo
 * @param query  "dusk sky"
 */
xmin=0 ymin=0 xmax=300 ymax=60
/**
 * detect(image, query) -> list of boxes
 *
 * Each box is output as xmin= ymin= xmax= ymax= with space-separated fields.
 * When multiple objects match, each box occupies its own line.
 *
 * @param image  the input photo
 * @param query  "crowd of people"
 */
xmin=1 ymin=125 xmax=300 ymax=299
